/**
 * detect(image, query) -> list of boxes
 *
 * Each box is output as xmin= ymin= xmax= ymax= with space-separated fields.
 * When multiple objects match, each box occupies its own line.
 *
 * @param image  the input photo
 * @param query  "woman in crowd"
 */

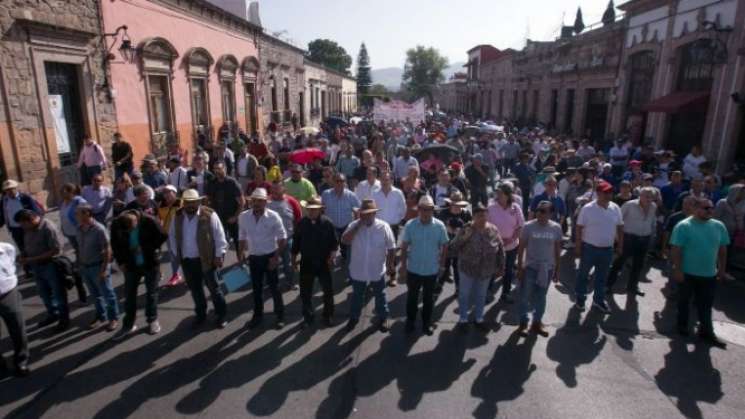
xmin=157 ymin=185 xmax=183 ymax=287
xmin=487 ymin=182 xmax=525 ymax=303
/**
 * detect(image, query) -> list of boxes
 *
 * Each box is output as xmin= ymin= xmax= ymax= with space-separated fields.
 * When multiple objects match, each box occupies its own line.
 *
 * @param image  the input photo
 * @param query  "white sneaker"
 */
xmin=149 ymin=320 xmax=161 ymax=335
xmin=112 ymin=325 xmax=138 ymax=342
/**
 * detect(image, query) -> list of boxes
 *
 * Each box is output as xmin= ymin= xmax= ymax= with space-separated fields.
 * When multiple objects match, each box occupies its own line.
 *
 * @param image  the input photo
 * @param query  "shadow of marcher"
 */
xmin=246 ymin=325 xmax=375 ymax=416
xmin=654 ymin=340 xmax=723 ymax=419
xmin=604 ymin=294 xmax=640 ymax=351
xmin=470 ymin=330 xmax=537 ymax=419
xmin=174 ymin=323 xmax=309 ymax=415
xmin=545 ymin=308 xmax=606 ymax=388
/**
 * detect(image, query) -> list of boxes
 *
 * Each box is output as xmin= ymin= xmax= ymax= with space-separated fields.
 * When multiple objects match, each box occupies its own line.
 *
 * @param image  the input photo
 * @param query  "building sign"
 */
xmin=48 ymin=95 xmax=71 ymax=154
xmin=373 ymin=98 xmax=426 ymax=123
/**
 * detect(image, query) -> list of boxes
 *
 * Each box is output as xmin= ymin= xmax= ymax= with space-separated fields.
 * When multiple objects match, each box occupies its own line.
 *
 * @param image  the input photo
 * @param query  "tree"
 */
xmin=306 ymin=39 xmax=352 ymax=75
xmin=401 ymin=46 xmax=448 ymax=106
xmin=602 ymin=1 xmax=616 ymax=26
xmin=574 ymin=7 xmax=585 ymax=34
xmin=369 ymin=84 xmax=391 ymax=96
xmin=356 ymin=43 xmax=373 ymax=106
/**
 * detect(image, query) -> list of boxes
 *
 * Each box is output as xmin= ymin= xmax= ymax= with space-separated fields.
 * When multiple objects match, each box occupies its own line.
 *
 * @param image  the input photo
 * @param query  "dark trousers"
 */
xmin=521 ymin=189 xmax=531 ymax=216
xmin=491 ymin=248 xmax=517 ymax=296
xmin=406 ymin=272 xmax=437 ymax=327
xmin=0 ymin=288 xmax=29 ymax=366
xmin=221 ymin=220 xmax=239 ymax=248
xmin=114 ymin=163 xmax=133 ymax=181
xmin=607 ymin=234 xmax=650 ymax=292
xmin=9 ymin=227 xmax=30 ymax=275
xmin=471 ymin=188 xmax=488 ymax=207
xmin=182 ymin=258 xmax=226 ymax=320
xmin=677 ymin=274 xmax=717 ymax=336
xmin=248 ymin=253 xmax=284 ymax=319
xmin=123 ymin=267 xmax=159 ymax=328
xmin=80 ymin=164 xmax=102 ymax=186
xmin=438 ymin=257 xmax=460 ymax=288
xmin=335 ymin=226 xmax=349 ymax=260
xmin=299 ymin=268 xmax=334 ymax=320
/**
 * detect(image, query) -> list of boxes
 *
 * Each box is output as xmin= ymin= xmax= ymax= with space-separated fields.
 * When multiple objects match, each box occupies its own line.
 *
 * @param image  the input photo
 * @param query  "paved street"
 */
xmin=1 ymin=212 xmax=745 ymax=419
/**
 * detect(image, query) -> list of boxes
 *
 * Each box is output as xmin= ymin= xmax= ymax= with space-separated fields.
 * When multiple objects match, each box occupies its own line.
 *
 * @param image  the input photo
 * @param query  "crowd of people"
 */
xmin=0 ymin=114 xmax=742 ymax=378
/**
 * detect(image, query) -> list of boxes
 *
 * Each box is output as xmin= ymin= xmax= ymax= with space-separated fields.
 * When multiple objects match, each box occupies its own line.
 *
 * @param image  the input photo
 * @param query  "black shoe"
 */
xmin=404 ymin=322 xmax=416 ymax=334
xmin=276 ymin=317 xmax=285 ymax=330
xmin=456 ymin=322 xmax=469 ymax=333
xmin=628 ymin=288 xmax=645 ymax=297
xmin=345 ymin=318 xmax=358 ymax=332
xmin=247 ymin=316 xmax=263 ymax=329
xmin=55 ymin=319 xmax=70 ymax=332
xmin=14 ymin=363 xmax=30 ymax=377
xmin=215 ymin=318 xmax=228 ymax=329
xmin=499 ymin=294 xmax=514 ymax=304
xmin=301 ymin=317 xmax=314 ymax=328
xmin=192 ymin=316 xmax=206 ymax=330
xmin=700 ymin=334 xmax=727 ymax=349
xmin=473 ymin=321 xmax=490 ymax=332
xmin=592 ymin=301 xmax=610 ymax=314
xmin=677 ymin=326 xmax=689 ymax=337
xmin=322 ymin=316 xmax=334 ymax=327
xmin=37 ymin=316 xmax=59 ymax=328
xmin=377 ymin=318 xmax=390 ymax=333
xmin=423 ymin=324 xmax=437 ymax=336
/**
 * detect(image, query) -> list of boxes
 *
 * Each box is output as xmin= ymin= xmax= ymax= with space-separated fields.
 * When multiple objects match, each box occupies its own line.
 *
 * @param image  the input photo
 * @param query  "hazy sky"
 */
xmin=259 ymin=0 xmax=614 ymax=69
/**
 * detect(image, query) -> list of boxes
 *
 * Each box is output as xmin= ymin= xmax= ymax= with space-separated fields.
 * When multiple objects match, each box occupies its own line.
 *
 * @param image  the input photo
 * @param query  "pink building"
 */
xmin=101 ymin=0 xmax=261 ymax=162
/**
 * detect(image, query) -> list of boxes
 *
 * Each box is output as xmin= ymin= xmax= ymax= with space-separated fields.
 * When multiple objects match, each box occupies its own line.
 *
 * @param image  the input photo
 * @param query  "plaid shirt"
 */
xmin=322 ymin=188 xmax=360 ymax=229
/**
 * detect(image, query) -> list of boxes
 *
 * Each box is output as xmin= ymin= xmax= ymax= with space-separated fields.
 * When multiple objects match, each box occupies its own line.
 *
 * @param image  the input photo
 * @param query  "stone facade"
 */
xmin=258 ymin=34 xmax=305 ymax=131
xmin=0 ymin=0 xmax=118 ymax=203
xmin=341 ymin=75 xmax=358 ymax=117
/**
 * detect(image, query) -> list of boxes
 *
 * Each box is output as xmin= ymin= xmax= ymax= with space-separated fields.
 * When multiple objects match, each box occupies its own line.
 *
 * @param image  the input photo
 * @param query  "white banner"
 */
xmin=373 ymin=98 xmax=426 ymax=123
xmin=48 ymin=95 xmax=71 ymax=154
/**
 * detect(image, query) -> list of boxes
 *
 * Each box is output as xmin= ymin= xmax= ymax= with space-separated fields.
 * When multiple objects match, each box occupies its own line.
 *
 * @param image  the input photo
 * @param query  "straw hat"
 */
xmin=418 ymin=195 xmax=436 ymax=208
xmin=181 ymin=189 xmax=202 ymax=202
xmin=250 ymin=187 xmax=268 ymax=201
xmin=304 ymin=196 xmax=323 ymax=209
xmin=358 ymin=199 xmax=379 ymax=214
xmin=2 ymin=179 xmax=19 ymax=191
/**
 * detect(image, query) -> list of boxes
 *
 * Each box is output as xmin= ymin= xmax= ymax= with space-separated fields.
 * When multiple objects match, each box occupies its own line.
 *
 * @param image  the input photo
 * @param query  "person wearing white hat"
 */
xmin=239 ymin=187 xmax=288 ymax=329
xmin=169 ymin=189 xmax=229 ymax=330
xmin=399 ymin=195 xmax=449 ymax=335
xmin=1 ymin=180 xmax=44 ymax=277
xmin=341 ymin=198 xmax=396 ymax=332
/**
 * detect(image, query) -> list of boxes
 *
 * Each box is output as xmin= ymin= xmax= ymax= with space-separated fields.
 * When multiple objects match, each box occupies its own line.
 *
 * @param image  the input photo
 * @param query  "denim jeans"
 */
xmin=518 ymin=266 xmax=551 ymax=323
xmin=32 ymin=262 xmax=68 ymax=320
xmin=607 ymin=234 xmax=650 ymax=292
xmin=248 ymin=253 xmax=284 ymax=319
xmin=677 ymin=274 xmax=717 ymax=336
xmin=280 ymin=238 xmax=295 ymax=286
xmin=349 ymin=278 xmax=388 ymax=321
xmin=406 ymin=272 xmax=437 ymax=327
xmin=575 ymin=243 xmax=614 ymax=305
xmin=81 ymin=264 xmax=120 ymax=322
xmin=181 ymin=258 xmax=226 ymax=320
xmin=123 ymin=267 xmax=159 ymax=328
xmin=458 ymin=270 xmax=490 ymax=322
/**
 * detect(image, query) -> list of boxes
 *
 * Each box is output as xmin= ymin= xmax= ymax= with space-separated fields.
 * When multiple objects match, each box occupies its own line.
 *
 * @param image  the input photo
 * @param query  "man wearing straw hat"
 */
xmin=239 ymin=188 xmax=288 ymax=329
xmin=341 ymin=198 xmax=396 ymax=332
xmin=170 ymin=189 xmax=229 ymax=330
xmin=292 ymin=196 xmax=338 ymax=327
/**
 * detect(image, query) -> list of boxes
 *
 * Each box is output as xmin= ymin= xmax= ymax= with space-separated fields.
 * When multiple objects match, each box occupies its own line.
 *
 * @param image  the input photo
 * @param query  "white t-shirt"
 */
xmin=0 ymin=242 xmax=18 ymax=294
xmin=683 ymin=153 xmax=706 ymax=180
xmin=577 ymin=200 xmax=624 ymax=248
xmin=346 ymin=218 xmax=396 ymax=282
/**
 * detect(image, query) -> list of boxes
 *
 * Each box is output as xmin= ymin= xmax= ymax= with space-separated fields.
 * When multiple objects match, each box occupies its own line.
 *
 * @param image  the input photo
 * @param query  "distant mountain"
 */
xmin=370 ymin=61 xmax=466 ymax=91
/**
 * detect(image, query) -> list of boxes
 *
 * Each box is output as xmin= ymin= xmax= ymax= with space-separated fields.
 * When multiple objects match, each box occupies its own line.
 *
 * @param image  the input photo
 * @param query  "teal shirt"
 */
xmin=129 ymin=227 xmax=145 ymax=267
xmin=401 ymin=217 xmax=449 ymax=276
xmin=670 ymin=217 xmax=730 ymax=277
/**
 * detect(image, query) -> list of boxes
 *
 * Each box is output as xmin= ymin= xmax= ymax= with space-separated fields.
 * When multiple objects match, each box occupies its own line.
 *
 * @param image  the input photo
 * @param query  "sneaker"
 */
xmin=517 ymin=320 xmax=529 ymax=336
xmin=89 ymin=318 xmax=104 ymax=330
xmin=112 ymin=325 xmax=138 ymax=342
xmin=387 ymin=279 xmax=397 ymax=288
xmin=165 ymin=274 xmax=184 ymax=287
xmin=149 ymin=320 xmax=162 ymax=335
xmin=531 ymin=322 xmax=549 ymax=337
xmin=14 ymin=362 xmax=30 ymax=377
xmin=377 ymin=318 xmax=390 ymax=333
xmin=592 ymin=301 xmax=610 ymax=314
xmin=106 ymin=320 xmax=119 ymax=332
xmin=216 ymin=318 xmax=228 ymax=329
xmin=575 ymin=301 xmax=586 ymax=311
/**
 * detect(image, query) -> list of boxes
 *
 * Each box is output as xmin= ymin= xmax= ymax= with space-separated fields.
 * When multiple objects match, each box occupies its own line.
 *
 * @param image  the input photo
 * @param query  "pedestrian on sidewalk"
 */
xmin=75 ymin=204 xmax=119 ymax=332
xmin=77 ymin=137 xmax=107 ymax=186
xmin=292 ymin=197 xmax=338 ymax=327
xmin=670 ymin=197 xmax=730 ymax=349
xmin=341 ymin=199 xmax=396 ymax=333
xmin=606 ymin=187 xmax=658 ymax=297
xmin=399 ymin=195 xmax=449 ymax=335
xmin=1 ymin=180 xmax=44 ymax=277
xmin=15 ymin=210 xmax=68 ymax=331
xmin=517 ymin=201 xmax=562 ymax=337
xmin=449 ymin=203 xmax=505 ymax=332
xmin=110 ymin=209 xmax=168 ymax=341
xmin=487 ymin=181 xmax=525 ymax=303
xmin=0 ymin=242 xmax=30 ymax=377
xmin=574 ymin=181 xmax=624 ymax=314
xmin=170 ymin=189 xmax=228 ymax=330
xmin=239 ymin=188 xmax=287 ymax=330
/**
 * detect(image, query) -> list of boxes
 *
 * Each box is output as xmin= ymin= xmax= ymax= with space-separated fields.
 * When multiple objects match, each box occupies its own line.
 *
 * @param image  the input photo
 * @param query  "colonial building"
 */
xmin=0 ymin=1 xmax=118 ymax=203
xmin=341 ymin=75 xmax=359 ymax=117
xmin=258 ymin=33 xmax=306 ymax=131
xmin=435 ymin=73 xmax=468 ymax=114
xmin=101 ymin=0 xmax=261 ymax=162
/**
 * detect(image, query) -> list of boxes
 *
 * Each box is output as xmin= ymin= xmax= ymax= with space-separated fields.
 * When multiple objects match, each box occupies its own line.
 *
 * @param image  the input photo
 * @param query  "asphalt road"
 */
xmin=1 ymin=211 xmax=744 ymax=419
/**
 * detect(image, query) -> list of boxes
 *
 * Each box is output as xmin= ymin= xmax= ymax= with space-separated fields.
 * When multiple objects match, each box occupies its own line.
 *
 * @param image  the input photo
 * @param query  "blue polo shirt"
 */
xmin=529 ymin=192 xmax=566 ymax=222
xmin=401 ymin=217 xmax=449 ymax=276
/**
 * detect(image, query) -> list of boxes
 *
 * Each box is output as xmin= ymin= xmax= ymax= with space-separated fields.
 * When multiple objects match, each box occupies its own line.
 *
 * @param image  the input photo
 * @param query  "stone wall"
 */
xmin=0 ymin=1 xmax=118 ymax=204
xmin=258 ymin=34 xmax=305 ymax=132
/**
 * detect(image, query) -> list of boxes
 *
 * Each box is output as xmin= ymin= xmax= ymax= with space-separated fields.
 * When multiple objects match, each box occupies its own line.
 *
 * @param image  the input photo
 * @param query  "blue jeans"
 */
xmin=349 ymin=278 xmax=388 ymax=321
xmin=81 ymin=264 xmax=120 ymax=322
xmin=458 ymin=270 xmax=490 ymax=322
xmin=575 ymin=243 xmax=614 ymax=305
xmin=280 ymin=238 xmax=294 ymax=286
xmin=518 ymin=266 xmax=552 ymax=323
xmin=32 ymin=262 xmax=68 ymax=320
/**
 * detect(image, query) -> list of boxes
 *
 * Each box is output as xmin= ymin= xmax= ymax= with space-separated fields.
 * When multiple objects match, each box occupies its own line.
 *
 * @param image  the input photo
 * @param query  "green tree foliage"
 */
xmin=306 ymin=39 xmax=352 ymax=75
xmin=401 ymin=46 xmax=448 ymax=106
xmin=356 ymin=43 xmax=372 ymax=106
xmin=574 ymin=7 xmax=586 ymax=34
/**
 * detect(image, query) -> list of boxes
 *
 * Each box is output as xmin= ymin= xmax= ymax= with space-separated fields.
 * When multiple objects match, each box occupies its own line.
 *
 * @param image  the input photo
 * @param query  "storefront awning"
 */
xmin=642 ymin=91 xmax=710 ymax=113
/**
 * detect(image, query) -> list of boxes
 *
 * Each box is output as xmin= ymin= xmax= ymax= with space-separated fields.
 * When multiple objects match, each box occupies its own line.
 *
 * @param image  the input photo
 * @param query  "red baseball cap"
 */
xmin=596 ymin=181 xmax=614 ymax=193
xmin=629 ymin=160 xmax=642 ymax=167
xmin=449 ymin=162 xmax=462 ymax=171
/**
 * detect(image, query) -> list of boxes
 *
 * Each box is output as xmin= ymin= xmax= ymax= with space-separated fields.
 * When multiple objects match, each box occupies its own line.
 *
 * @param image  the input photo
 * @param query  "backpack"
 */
xmin=53 ymin=255 xmax=79 ymax=290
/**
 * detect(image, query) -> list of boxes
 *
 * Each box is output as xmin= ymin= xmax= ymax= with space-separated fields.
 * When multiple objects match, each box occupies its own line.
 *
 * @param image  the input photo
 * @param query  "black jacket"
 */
xmin=292 ymin=215 xmax=338 ymax=273
xmin=110 ymin=210 xmax=167 ymax=270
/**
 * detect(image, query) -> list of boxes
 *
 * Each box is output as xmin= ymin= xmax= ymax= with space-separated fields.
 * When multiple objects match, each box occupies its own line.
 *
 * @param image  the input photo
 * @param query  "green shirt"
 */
xmin=670 ymin=217 xmax=729 ymax=277
xmin=284 ymin=178 xmax=317 ymax=203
